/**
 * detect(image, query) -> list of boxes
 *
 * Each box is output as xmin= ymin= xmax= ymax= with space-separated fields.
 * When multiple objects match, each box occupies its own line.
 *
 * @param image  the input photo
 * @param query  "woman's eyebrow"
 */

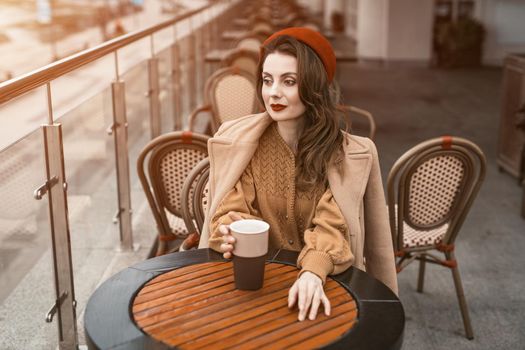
xmin=262 ymin=72 xmax=297 ymax=77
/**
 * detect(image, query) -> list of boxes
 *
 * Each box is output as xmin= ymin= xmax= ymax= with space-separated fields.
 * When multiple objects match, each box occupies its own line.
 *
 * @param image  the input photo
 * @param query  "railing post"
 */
xmin=171 ymin=31 xmax=182 ymax=130
xmin=188 ymin=34 xmax=197 ymax=111
xmin=147 ymin=56 xmax=161 ymax=139
xmin=36 ymin=83 xmax=78 ymax=349
xmin=110 ymin=79 xmax=134 ymax=251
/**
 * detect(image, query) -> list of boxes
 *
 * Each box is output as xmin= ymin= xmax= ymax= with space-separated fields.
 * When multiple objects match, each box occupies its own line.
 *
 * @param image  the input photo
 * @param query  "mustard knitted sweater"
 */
xmin=209 ymin=123 xmax=354 ymax=282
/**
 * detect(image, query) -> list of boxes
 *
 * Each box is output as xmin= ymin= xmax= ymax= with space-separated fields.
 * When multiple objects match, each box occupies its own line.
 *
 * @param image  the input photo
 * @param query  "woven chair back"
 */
xmin=207 ymin=66 xmax=259 ymax=131
xmin=387 ymin=136 xmax=486 ymax=251
xmin=137 ymin=131 xmax=209 ymax=241
xmin=222 ymin=49 xmax=259 ymax=77
xmin=235 ymin=36 xmax=263 ymax=52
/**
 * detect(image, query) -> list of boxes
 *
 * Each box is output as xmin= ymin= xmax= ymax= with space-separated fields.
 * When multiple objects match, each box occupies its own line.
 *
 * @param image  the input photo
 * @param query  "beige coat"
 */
xmin=199 ymin=112 xmax=398 ymax=295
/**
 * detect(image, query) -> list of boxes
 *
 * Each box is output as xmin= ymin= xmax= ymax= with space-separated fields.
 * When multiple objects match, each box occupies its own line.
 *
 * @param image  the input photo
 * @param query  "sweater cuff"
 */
xmin=298 ymin=250 xmax=334 ymax=284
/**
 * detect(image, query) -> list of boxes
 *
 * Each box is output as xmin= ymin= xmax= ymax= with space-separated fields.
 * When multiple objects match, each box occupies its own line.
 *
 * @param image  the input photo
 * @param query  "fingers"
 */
xmin=288 ymin=280 xmax=299 ymax=308
xmin=321 ymin=292 xmax=331 ymax=316
xmin=308 ymin=288 xmax=322 ymax=320
xmin=291 ymin=272 xmax=331 ymax=321
xmin=298 ymin=281 xmax=315 ymax=321
xmin=218 ymin=224 xmax=235 ymax=259
xmin=219 ymin=225 xmax=229 ymax=235
xmin=228 ymin=211 xmax=243 ymax=221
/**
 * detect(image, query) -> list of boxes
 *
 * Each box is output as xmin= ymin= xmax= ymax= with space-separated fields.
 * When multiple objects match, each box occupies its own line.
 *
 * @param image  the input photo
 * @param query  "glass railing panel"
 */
xmin=56 ymin=87 xmax=123 ymax=345
xmin=158 ymin=46 xmax=175 ymax=133
xmin=121 ymin=61 xmax=157 ymax=246
xmin=0 ymin=86 xmax=49 ymax=151
xmin=0 ymin=129 xmax=57 ymax=349
xmin=118 ymin=37 xmax=151 ymax=76
xmin=178 ymin=35 xmax=191 ymax=126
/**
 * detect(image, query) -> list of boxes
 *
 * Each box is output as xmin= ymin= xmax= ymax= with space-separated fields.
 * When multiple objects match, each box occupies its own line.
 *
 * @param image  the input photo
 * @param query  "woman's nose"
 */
xmin=270 ymin=83 xmax=282 ymax=98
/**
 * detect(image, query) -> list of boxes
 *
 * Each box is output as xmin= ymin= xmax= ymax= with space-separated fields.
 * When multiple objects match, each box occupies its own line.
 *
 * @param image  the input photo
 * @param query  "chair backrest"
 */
xmin=181 ymin=157 xmax=210 ymax=236
xmin=222 ymin=48 xmax=259 ymax=77
xmin=252 ymin=22 xmax=273 ymax=38
xmin=206 ymin=66 xmax=259 ymax=132
xmin=341 ymin=104 xmax=376 ymax=140
xmin=387 ymin=136 xmax=486 ymax=252
xmin=235 ymin=33 xmax=264 ymax=52
xmin=137 ymin=131 xmax=209 ymax=239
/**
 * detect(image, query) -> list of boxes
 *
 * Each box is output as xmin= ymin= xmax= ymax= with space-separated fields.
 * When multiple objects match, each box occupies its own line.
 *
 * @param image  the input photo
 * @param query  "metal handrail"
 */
xmin=0 ymin=2 xmax=216 ymax=105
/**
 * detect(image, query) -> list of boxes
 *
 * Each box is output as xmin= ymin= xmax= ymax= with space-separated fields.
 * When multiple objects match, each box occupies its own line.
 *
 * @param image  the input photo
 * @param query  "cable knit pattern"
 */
xmin=209 ymin=122 xmax=354 ymax=282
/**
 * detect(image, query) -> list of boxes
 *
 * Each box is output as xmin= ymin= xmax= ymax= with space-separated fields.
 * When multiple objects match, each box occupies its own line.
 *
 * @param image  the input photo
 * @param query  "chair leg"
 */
xmin=447 ymin=251 xmax=474 ymax=340
xmin=417 ymin=255 xmax=426 ymax=293
xmin=156 ymin=239 xmax=167 ymax=256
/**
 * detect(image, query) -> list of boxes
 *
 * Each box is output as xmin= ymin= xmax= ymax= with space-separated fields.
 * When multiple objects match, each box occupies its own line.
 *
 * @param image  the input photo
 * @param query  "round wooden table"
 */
xmin=133 ymin=262 xmax=357 ymax=349
xmin=85 ymin=249 xmax=404 ymax=350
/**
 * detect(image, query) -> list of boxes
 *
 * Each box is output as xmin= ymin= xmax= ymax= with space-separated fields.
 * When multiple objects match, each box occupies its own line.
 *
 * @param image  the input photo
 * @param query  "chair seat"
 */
xmin=402 ymin=221 xmax=448 ymax=248
xmin=167 ymin=213 xmax=189 ymax=236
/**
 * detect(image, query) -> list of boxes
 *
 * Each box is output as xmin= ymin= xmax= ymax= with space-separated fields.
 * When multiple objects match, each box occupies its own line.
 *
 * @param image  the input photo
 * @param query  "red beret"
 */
xmin=262 ymin=27 xmax=336 ymax=82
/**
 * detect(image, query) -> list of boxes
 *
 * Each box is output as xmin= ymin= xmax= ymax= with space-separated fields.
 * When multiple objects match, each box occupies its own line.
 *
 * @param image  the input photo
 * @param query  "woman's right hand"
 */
xmin=218 ymin=211 xmax=243 ymax=259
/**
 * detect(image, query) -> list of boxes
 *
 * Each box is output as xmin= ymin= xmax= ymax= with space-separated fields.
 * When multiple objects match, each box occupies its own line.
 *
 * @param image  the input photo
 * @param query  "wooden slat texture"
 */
xmin=132 ymin=262 xmax=358 ymax=350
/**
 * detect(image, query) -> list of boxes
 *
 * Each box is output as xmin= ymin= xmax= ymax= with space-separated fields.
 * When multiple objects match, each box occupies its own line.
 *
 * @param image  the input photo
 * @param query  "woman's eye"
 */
xmin=263 ymin=78 xmax=272 ymax=86
xmin=284 ymin=79 xmax=296 ymax=86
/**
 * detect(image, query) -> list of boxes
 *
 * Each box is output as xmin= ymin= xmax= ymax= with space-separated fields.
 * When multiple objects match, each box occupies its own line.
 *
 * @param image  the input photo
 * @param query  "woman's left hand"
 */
xmin=288 ymin=271 xmax=331 ymax=321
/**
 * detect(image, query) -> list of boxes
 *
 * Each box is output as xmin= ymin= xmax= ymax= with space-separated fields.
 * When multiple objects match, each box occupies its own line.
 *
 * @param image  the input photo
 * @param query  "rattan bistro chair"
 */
xmin=137 ymin=131 xmax=209 ymax=256
xmin=189 ymin=66 xmax=259 ymax=134
xmin=180 ymin=158 xmax=210 ymax=250
xmin=222 ymin=48 xmax=259 ymax=77
xmin=387 ymin=136 xmax=486 ymax=340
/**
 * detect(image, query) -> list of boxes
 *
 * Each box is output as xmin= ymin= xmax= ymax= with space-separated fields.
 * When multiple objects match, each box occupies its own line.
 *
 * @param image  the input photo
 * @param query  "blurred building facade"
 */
xmin=301 ymin=0 xmax=525 ymax=66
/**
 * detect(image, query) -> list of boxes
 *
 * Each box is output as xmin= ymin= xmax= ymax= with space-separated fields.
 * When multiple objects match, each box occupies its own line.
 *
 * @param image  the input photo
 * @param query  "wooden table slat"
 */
xmin=133 ymin=271 xmax=296 ymax=320
xmin=219 ymin=302 xmax=356 ymax=350
xmin=144 ymin=262 xmax=228 ymax=285
xmin=134 ymin=268 xmax=234 ymax=304
xmin=142 ymin=262 xmax=287 ymax=293
xmin=286 ymin=323 xmax=355 ymax=350
xmin=132 ymin=262 xmax=358 ymax=350
xmin=138 ymin=271 xmax=306 ymax=329
xmin=134 ymin=266 xmax=297 ymax=317
xmin=155 ymin=282 xmax=348 ymax=342
xmin=182 ymin=295 xmax=356 ymax=350
xmin=143 ymin=283 xmax=292 ymax=333
xmin=257 ymin=311 xmax=357 ymax=350
xmin=140 ymin=262 xmax=236 ymax=292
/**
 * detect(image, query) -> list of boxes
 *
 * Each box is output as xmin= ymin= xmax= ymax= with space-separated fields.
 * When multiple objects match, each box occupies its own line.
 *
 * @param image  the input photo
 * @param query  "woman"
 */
xmin=198 ymin=27 xmax=397 ymax=321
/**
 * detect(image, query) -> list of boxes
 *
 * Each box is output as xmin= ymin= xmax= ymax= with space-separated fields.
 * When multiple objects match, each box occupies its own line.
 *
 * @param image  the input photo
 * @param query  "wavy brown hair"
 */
xmin=257 ymin=35 xmax=346 ymax=188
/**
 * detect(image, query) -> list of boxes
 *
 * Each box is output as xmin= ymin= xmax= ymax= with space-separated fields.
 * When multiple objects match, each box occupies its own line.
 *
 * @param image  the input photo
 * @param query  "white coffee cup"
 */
xmin=230 ymin=219 xmax=269 ymax=257
xmin=229 ymin=219 xmax=269 ymax=290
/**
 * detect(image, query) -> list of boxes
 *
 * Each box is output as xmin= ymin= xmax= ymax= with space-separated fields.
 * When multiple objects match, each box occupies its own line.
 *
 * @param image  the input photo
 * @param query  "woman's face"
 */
xmin=261 ymin=52 xmax=306 ymax=122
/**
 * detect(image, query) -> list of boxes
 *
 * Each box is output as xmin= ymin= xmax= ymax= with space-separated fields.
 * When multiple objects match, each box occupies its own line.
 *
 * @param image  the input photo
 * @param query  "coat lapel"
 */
xmin=199 ymin=113 xmax=272 ymax=247
xmin=328 ymin=135 xmax=373 ymax=266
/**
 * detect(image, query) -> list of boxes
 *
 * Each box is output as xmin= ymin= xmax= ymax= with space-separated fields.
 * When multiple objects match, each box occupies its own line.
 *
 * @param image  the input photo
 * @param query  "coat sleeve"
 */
xmin=208 ymin=163 xmax=262 ymax=252
xmin=297 ymin=188 xmax=354 ymax=284
xmin=363 ymin=139 xmax=399 ymax=295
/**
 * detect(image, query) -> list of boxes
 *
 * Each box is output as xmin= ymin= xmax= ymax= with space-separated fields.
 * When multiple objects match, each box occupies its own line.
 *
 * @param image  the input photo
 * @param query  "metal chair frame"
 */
xmin=137 ymin=131 xmax=209 ymax=255
xmin=341 ymin=104 xmax=376 ymax=140
xmin=180 ymin=157 xmax=210 ymax=250
xmin=387 ymin=136 xmax=486 ymax=340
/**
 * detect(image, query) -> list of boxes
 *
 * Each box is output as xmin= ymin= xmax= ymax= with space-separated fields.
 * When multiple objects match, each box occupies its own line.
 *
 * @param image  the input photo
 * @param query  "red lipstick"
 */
xmin=271 ymin=104 xmax=287 ymax=112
